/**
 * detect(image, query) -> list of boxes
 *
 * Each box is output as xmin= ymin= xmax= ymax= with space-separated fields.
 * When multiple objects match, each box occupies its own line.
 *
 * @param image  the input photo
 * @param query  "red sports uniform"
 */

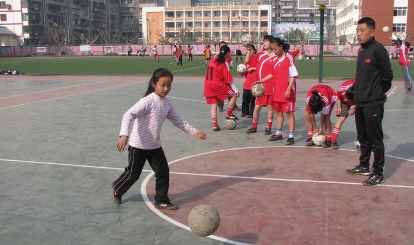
xmin=243 ymin=53 xmax=258 ymax=90
xmin=305 ymin=85 xmax=337 ymax=115
xmin=272 ymin=53 xmax=299 ymax=113
xmin=187 ymin=47 xmax=192 ymax=54
xmin=204 ymin=60 xmax=234 ymax=104
xmin=251 ymin=51 xmax=275 ymax=105
xmin=337 ymin=79 xmax=356 ymax=106
xmin=288 ymin=49 xmax=300 ymax=64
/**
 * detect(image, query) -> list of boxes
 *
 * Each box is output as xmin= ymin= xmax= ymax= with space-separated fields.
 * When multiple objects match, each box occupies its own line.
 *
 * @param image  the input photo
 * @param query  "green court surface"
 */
xmin=0 ymin=56 xmax=411 ymax=80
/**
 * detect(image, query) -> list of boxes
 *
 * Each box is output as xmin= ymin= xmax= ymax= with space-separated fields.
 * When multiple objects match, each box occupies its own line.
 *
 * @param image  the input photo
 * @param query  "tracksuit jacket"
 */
xmin=354 ymin=38 xmax=393 ymax=107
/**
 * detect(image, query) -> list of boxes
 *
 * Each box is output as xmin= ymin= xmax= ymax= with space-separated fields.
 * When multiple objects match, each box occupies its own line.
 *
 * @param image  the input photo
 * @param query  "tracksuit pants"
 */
xmin=355 ymin=104 xmax=385 ymax=175
xmin=112 ymin=146 xmax=170 ymax=203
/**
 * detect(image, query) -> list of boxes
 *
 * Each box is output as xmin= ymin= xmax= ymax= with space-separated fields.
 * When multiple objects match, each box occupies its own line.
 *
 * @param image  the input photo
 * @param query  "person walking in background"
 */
xmin=235 ymin=49 xmax=243 ymax=62
xmin=111 ymin=68 xmax=207 ymax=209
xmin=345 ymin=17 xmax=393 ymax=186
xmin=325 ymin=79 xmax=356 ymax=149
xmin=127 ymin=45 xmax=132 ymax=56
xmin=397 ymin=40 xmax=412 ymax=94
xmin=187 ymin=44 xmax=193 ymax=61
xmin=152 ymin=45 xmax=159 ymax=62
xmin=176 ymin=45 xmax=184 ymax=66
xmin=204 ymin=45 xmax=239 ymax=131
xmin=204 ymin=45 xmax=212 ymax=67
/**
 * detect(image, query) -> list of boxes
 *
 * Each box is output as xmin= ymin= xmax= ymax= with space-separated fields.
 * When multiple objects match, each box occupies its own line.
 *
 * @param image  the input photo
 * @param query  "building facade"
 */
xmin=336 ymin=0 xmax=414 ymax=45
xmin=142 ymin=4 xmax=272 ymax=45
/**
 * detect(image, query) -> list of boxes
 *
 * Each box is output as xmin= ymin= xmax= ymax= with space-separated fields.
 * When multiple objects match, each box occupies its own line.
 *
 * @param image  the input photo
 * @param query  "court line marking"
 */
xmin=172 ymin=65 xmax=206 ymax=73
xmin=0 ymin=81 xmax=146 ymax=110
xmin=1 ymin=146 xmax=413 ymax=245
xmin=0 ymin=80 xmax=95 ymax=93
xmin=141 ymin=146 xmax=414 ymax=245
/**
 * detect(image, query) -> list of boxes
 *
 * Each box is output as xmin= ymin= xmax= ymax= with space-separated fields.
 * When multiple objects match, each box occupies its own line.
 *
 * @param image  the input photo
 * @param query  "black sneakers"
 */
xmin=306 ymin=138 xmax=314 ymax=146
xmin=246 ymin=127 xmax=257 ymax=134
xmin=264 ymin=128 xmax=272 ymax=135
xmin=213 ymin=126 xmax=220 ymax=132
xmin=285 ymin=138 xmax=294 ymax=145
xmin=331 ymin=141 xmax=339 ymax=149
xmin=154 ymin=201 xmax=180 ymax=210
xmin=269 ymin=134 xmax=282 ymax=141
xmin=226 ymin=114 xmax=239 ymax=120
xmin=321 ymin=140 xmax=331 ymax=148
xmin=111 ymin=184 xmax=122 ymax=205
xmin=346 ymin=165 xmax=370 ymax=176
xmin=363 ymin=174 xmax=385 ymax=186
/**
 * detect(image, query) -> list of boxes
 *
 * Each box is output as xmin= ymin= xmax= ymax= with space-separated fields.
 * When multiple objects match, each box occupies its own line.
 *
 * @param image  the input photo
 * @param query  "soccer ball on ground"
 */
xmin=251 ymin=84 xmax=265 ymax=97
xmin=225 ymin=119 xmax=237 ymax=130
xmin=241 ymin=34 xmax=253 ymax=46
xmin=297 ymin=54 xmax=304 ymax=62
xmin=237 ymin=64 xmax=247 ymax=74
xmin=312 ymin=133 xmax=326 ymax=146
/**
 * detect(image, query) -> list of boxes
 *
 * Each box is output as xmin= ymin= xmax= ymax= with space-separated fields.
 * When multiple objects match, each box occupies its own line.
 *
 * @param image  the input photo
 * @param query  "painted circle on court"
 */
xmin=142 ymin=146 xmax=414 ymax=245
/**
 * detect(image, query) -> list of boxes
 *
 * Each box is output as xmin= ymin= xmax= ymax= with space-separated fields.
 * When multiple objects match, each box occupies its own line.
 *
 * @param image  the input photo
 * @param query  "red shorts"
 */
xmin=255 ymin=95 xmax=273 ymax=106
xmin=153 ymin=54 xmax=158 ymax=57
xmin=273 ymin=102 xmax=295 ymax=113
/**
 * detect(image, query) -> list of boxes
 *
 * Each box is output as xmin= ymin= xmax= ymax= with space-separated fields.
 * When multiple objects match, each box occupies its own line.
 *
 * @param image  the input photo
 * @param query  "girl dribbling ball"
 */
xmin=111 ymin=68 xmax=207 ymax=209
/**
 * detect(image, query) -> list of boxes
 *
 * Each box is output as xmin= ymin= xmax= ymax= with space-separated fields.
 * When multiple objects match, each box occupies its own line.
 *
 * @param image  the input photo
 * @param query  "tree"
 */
xmin=12 ymin=35 xmax=25 ymax=48
xmin=283 ymin=28 xmax=315 ymax=45
xmin=339 ymin=29 xmax=358 ymax=54
xmin=100 ymin=29 xmax=123 ymax=44
xmin=49 ymin=27 xmax=66 ymax=55
xmin=76 ymin=33 xmax=101 ymax=45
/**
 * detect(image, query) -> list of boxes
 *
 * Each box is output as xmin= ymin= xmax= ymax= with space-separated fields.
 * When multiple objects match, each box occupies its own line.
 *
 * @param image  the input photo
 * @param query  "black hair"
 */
xmin=309 ymin=90 xmax=323 ymax=114
xmin=345 ymin=84 xmax=355 ymax=100
xmin=144 ymin=68 xmax=173 ymax=97
xmin=219 ymin=41 xmax=227 ymax=47
xmin=274 ymin=38 xmax=290 ymax=53
xmin=357 ymin=17 xmax=376 ymax=30
xmin=250 ymin=44 xmax=257 ymax=54
xmin=405 ymin=41 xmax=410 ymax=47
xmin=263 ymin=35 xmax=274 ymax=42
xmin=216 ymin=45 xmax=230 ymax=64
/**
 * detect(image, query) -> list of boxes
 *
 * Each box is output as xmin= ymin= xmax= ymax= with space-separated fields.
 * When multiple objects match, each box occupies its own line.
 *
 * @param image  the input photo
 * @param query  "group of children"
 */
xmin=202 ymin=35 xmax=357 ymax=150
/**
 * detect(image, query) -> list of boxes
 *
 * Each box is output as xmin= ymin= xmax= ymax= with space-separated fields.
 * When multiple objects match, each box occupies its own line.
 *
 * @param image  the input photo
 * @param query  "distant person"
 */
xmin=176 ymin=45 xmax=184 ymax=66
xmin=187 ymin=45 xmax=193 ymax=61
xmin=397 ymin=40 xmax=412 ymax=94
xmin=235 ymin=49 xmax=243 ymax=62
xmin=111 ymin=68 xmax=206 ymax=208
xmin=127 ymin=45 xmax=132 ymax=56
xmin=152 ymin=45 xmax=159 ymax=62
xmin=204 ymin=45 xmax=212 ymax=66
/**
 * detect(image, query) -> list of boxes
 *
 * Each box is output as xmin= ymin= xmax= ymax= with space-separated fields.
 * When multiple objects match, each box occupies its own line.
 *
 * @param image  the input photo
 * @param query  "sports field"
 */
xmin=0 ymin=56 xmax=411 ymax=80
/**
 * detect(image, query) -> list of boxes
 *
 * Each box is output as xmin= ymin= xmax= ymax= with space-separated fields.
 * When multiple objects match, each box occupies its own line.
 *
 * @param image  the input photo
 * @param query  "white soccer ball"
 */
xmin=382 ymin=26 xmax=390 ymax=33
xmin=225 ymin=119 xmax=237 ymax=130
xmin=237 ymin=64 xmax=247 ymax=74
xmin=241 ymin=34 xmax=253 ymax=46
xmin=312 ymin=133 xmax=326 ymax=146
xmin=251 ymin=84 xmax=265 ymax=97
xmin=297 ymin=54 xmax=304 ymax=62
xmin=354 ymin=138 xmax=360 ymax=151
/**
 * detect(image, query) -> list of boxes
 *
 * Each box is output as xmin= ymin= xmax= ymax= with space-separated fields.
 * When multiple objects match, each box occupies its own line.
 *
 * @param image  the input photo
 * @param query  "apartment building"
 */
xmin=336 ymin=0 xmax=414 ymax=45
xmin=142 ymin=4 xmax=272 ymax=44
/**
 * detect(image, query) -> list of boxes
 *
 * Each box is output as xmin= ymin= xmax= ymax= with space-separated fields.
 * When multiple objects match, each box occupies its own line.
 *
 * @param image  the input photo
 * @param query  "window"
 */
xmin=186 ymin=22 xmax=193 ymax=28
xmin=187 ymin=12 xmax=192 ymax=17
xmin=214 ymin=11 xmax=220 ymax=16
xmin=22 ymin=13 xmax=29 ymax=21
xmin=393 ymin=23 xmax=406 ymax=33
xmin=393 ymin=7 xmax=407 ymax=16
xmin=214 ymin=21 xmax=220 ymax=27
xmin=0 ymin=1 xmax=5 ymax=8
xmin=1 ymin=14 xmax=6 ymax=21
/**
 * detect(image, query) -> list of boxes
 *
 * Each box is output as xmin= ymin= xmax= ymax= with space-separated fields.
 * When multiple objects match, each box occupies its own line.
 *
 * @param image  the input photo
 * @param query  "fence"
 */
xmin=0 ymin=44 xmax=400 ymax=57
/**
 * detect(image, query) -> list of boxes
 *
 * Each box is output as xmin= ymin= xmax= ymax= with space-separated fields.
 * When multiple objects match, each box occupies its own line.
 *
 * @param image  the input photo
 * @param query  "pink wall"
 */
xmin=1 ymin=44 xmax=398 ymax=57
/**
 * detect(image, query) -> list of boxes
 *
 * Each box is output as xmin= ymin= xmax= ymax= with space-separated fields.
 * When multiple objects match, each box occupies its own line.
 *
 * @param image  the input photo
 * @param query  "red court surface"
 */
xmin=146 ymin=147 xmax=414 ymax=245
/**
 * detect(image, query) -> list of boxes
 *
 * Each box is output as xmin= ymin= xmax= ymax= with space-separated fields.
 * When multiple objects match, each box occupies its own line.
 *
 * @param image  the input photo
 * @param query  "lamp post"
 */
xmin=238 ymin=16 xmax=241 ymax=45
xmin=315 ymin=0 xmax=328 ymax=83
xmin=146 ymin=18 xmax=151 ymax=45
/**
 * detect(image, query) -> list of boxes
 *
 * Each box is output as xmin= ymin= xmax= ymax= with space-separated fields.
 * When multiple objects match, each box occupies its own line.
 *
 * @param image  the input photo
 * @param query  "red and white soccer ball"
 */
xmin=237 ymin=64 xmax=247 ymax=74
xmin=312 ymin=133 xmax=326 ymax=146
xmin=241 ymin=34 xmax=253 ymax=47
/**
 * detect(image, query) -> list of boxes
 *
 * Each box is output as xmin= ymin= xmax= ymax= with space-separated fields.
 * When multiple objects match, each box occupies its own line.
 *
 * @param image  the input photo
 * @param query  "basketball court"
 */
xmin=0 ymin=73 xmax=413 ymax=245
